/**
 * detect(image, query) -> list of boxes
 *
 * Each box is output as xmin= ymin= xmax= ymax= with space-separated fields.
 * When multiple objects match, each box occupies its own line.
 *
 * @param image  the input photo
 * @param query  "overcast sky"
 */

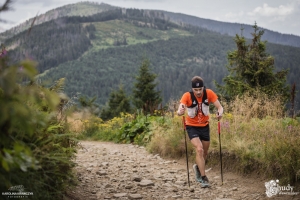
xmin=0 ymin=0 xmax=300 ymax=36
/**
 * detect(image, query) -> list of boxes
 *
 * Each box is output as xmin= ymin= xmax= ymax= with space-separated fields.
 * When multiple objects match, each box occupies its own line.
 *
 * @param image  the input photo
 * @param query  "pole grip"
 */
xmin=218 ymin=121 xmax=220 ymax=135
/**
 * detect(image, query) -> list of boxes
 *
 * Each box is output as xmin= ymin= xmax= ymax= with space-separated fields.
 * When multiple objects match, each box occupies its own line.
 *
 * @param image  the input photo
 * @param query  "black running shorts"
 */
xmin=186 ymin=125 xmax=210 ymax=141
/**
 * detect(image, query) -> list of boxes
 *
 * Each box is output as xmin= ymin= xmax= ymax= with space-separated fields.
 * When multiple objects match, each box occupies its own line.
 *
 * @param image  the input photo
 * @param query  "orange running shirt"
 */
xmin=180 ymin=89 xmax=218 ymax=127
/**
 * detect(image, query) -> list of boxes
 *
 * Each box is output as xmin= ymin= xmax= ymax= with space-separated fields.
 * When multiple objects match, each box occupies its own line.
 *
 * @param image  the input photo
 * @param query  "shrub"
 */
xmin=78 ymin=113 xmax=133 ymax=142
xmin=117 ymin=113 xmax=151 ymax=144
xmin=0 ymin=59 xmax=78 ymax=199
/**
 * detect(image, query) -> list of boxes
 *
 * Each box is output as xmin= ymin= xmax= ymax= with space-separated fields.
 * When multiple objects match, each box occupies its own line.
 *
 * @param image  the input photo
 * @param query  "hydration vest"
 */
xmin=187 ymin=87 xmax=209 ymax=117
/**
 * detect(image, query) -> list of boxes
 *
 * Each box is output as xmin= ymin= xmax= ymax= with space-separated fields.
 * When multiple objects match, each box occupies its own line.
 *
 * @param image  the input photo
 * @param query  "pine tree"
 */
xmin=216 ymin=23 xmax=289 ymax=103
xmin=100 ymin=85 xmax=131 ymax=120
xmin=133 ymin=59 xmax=161 ymax=113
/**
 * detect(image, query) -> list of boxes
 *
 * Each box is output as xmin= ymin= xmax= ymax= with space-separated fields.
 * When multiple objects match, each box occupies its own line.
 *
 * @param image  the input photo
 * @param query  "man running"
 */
xmin=177 ymin=76 xmax=223 ymax=188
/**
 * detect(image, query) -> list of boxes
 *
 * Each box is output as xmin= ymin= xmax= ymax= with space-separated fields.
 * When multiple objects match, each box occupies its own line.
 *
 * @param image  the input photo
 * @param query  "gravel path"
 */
xmin=65 ymin=141 xmax=298 ymax=200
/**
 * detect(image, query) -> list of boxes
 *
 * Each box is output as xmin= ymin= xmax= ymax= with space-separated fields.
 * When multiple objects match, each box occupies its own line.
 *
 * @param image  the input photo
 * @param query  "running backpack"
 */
xmin=187 ymin=87 xmax=209 ymax=117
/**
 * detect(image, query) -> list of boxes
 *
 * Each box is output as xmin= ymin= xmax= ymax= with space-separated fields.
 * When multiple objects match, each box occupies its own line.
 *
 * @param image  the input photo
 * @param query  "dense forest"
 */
xmin=3 ymin=8 xmax=300 ymax=111
xmin=38 ymin=33 xmax=233 ymax=105
xmin=38 ymin=31 xmax=300 ymax=108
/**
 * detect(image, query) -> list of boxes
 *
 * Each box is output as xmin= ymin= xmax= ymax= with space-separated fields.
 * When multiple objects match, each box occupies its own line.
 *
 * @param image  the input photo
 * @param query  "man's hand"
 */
xmin=213 ymin=100 xmax=223 ymax=121
xmin=216 ymin=112 xmax=222 ymax=121
xmin=177 ymin=104 xmax=185 ymax=116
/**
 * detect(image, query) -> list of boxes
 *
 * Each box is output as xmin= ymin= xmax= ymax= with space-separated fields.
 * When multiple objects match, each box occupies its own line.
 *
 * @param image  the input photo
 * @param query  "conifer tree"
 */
xmin=100 ymin=85 xmax=131 ymax=120
xmin=216 ymin=23 xmax=289 ymax=104
xmin=133 ymin=59 xmax=161 ymax=113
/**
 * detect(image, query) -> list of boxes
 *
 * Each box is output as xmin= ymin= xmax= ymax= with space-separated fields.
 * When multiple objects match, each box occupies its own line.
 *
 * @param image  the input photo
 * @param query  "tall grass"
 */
xmin=146 ymin=114 xmax=194 ymax=158
xmin=208 ymin=92 xmax=300 ymax=184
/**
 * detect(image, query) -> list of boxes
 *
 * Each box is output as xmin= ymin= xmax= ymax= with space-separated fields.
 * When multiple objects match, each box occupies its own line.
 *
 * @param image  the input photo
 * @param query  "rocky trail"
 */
xmin=65 ymin=141 xmax=298 ymax=200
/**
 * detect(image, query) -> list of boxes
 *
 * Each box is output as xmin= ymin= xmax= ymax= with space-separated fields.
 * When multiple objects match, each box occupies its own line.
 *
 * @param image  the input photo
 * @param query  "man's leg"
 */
xmin=202 ymin=140 xmax=210 ymax=160
xmin=190 ymin=137 xmax=206 ymax=177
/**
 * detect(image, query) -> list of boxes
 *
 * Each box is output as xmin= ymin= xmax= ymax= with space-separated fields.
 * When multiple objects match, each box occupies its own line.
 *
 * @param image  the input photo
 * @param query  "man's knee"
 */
xmin=195 ymin=146 xmax=204 ymax=156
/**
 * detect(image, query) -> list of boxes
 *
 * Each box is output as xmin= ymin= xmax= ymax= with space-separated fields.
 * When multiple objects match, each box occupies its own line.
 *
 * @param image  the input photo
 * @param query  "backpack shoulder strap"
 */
xmin=202 ymin=86 xmax=209 ymax=106
xmin=188 ymin=87 xmax=208 ymax=108
xmin=188 ymin=91 xmax=198 ymax=108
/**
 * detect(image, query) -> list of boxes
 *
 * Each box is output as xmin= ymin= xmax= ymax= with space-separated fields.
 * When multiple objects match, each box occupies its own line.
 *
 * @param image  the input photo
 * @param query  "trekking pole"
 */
xmin=218 ymin=116 xmax=224 ymax=185
xmin=182 ymin=115 xmax=190 ymax=187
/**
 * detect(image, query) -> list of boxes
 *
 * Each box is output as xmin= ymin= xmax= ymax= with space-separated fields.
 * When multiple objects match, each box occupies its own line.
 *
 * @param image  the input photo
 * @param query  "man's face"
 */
xmin=192 ymin=87 xmax=203 ymax=98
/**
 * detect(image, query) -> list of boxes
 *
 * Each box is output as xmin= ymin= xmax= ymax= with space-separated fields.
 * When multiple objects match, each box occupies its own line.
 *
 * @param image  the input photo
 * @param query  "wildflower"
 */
xmin=0 ymin=49 xmax=7 ymax=57
xmin=0 ymin=44 xmax=7 ymax=57
xmin=221 ymin=121 xmax=230 ymax=130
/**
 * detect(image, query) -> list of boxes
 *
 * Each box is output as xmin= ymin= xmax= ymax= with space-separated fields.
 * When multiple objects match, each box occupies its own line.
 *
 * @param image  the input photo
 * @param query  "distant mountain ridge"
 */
xmin=1 ymin=2 xmax=300 ymax=48
xmin=0 ymin=2 xmax=116 ymax=40
xmin=159 ymin=11 xmax=300 ymax=48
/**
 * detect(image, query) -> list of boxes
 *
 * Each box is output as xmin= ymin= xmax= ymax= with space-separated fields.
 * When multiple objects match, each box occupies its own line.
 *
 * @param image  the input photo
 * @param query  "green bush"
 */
xmin=0 ymin=59 xmax=78 ymax=199
xmin=79 ymin=116 xmax=103 ymax=139
xmin=77 ymin=113 xmax=132 ymax=141
xmin=117 ymin=113 xmax=151 ymax=144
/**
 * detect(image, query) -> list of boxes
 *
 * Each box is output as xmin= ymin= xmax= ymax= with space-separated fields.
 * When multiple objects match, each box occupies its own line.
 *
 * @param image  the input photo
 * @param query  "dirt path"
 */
xmin=65 ymin=141 xmax=298 ymax=200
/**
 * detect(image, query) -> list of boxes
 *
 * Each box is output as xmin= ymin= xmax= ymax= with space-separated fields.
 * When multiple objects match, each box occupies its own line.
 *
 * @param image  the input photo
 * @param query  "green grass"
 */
xmin=82 ymin=20 xmax=193 ymax=52
xmin=62 ymin=2 xmax=112 ymax=17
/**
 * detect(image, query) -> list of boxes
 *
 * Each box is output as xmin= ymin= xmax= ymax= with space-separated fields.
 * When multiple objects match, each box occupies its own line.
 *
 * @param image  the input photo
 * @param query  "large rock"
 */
xmin=138 ymin=180 xmax=155 ymax=187
xmin=132 ymin=175 xmax=142 ymax=182
xmin=113 ymin=193 xmax=127 ymax=198
xmin=128 ymin=194 xmax=143 ymax=199
xmin=96 ymin=170 xmax=107 ymax=175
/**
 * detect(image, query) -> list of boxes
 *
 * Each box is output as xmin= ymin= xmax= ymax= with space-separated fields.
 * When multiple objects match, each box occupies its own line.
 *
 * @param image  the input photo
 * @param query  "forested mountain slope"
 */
xmin=39 ymin=30 xmax=234 ymax=105
xmin=39 ymin=27 xmax=300 ymax=108
xmin=3 ymin=7 xmax=300 ymax=110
